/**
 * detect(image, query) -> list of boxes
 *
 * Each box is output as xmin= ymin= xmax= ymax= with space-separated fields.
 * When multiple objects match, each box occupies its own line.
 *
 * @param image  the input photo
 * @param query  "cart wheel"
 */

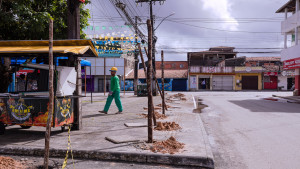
xmin=61 ymin=126 xmax=65 ymax=132
xmin=0 ymin=122 xmax=5 ymax=135
xmin=20 ymin=126 xmax=31 ymax=129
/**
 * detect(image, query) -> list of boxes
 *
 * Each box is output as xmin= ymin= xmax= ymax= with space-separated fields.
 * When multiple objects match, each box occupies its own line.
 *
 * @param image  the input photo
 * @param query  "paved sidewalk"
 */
xmin=0 ymin=92 xmax=214 ymax=168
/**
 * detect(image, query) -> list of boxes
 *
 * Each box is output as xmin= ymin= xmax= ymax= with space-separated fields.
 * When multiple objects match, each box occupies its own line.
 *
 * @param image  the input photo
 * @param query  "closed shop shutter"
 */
xmin=212 ymin=76 xmax=233 ymax=90
xmin=242 ymin=76 xmax=258 ymax=90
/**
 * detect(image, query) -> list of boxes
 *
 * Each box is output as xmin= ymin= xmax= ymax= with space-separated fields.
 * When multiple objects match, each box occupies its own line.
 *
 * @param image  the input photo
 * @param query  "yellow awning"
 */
xmin=0 ymin=46 xmax=91 ymax=54
xmin=0 ymin=40 xmax=98 ymax=57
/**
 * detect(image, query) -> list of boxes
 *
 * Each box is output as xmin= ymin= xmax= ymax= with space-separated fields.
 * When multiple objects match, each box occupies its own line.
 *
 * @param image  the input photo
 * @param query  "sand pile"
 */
xmin=0 ymin=156 xmax=26 ymax=169
xmin=155 ymin=121 xmax=181 ymax=131
xmin=155 ymin=104 xmax=172 ymax=108
xmin=149 ymin=136 xmax=184 ymax=154
xmin=167 ymin=93 xmax=187 ymax=101
xmin=140 ymin=111 xmax=167 ymax=119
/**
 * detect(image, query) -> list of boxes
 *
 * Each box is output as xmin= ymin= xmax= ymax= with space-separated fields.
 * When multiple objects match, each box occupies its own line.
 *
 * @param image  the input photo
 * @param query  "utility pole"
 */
xmin=44 ymin=18 xmax=54 ymax=169
xmin=146 ymin=19 xmax=153 ymax=143
xmin=134 ymin=16 xmax=141 ymax=95
xmin=67 ymin=0 xmax=82 ymax=130
xmin=136 ymin=0 xmax=165 ymax=96
xmin=161 ymin=50 xmax=165 ymax=115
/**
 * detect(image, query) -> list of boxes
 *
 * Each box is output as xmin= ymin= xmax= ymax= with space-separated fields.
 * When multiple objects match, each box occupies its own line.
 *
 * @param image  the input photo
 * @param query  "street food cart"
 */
xmin=0 ymin=40 xmax=98 ymax=134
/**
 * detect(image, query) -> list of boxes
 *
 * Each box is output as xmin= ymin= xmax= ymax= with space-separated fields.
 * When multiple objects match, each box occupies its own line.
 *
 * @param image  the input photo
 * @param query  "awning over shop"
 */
xmin=0 ymin=40 xmax=98 ymax=57
xmin=80 ymin=59 xmax=91 ymax=66
xmin=276 ymin=0 xmax=295 ymax=13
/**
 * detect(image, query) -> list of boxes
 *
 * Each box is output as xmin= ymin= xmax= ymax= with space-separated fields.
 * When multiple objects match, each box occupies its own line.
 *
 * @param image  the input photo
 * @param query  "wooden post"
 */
xmin=124 ymin=58 xmax=126 ymax=96
xmin=73 ymin=57 xmax=82 ymax=130
xmin=85 ymin=66 xmax=87 ymax=96
xmin=147 ymin=20 xmax=153 ymax=143
xmin=138 ymin=44 xmax=147 ymax=77
xmin=162 ymin=51 xmax=165 ymax=115
xmin=143 ymin=45 xmax=167 ymax=111
xmin=134 ymin=16 xmax=139 ymax=95
xmin=44 ymin=18 xmax=54 ymax=169
xmin=104 ymin=58 xmax=106 ymax=95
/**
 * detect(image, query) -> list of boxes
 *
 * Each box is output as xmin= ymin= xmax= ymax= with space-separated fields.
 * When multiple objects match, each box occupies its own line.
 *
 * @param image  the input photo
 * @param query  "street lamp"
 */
xmin=154 ymin=12 xmax=175 ymax=31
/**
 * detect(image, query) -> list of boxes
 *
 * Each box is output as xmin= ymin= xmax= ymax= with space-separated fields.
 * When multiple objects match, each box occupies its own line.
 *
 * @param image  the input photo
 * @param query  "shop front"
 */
xmin=263 ymin=72 xmax=278 ymax=90
xmin=189 ymin=66 xmax=235 ymax=91
xmin=283 ymin=57 xmax=300 ymax=95
xmin=235 ymin=67 xmax=263 ymax=90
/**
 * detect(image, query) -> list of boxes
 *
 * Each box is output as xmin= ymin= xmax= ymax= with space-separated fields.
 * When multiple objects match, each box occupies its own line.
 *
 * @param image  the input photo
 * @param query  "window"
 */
xmin=180 ymin=64 xmax=184 ymax=68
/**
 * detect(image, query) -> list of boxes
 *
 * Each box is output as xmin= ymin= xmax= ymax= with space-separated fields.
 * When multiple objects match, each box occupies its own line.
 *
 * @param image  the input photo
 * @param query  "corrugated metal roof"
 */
xmin=0 ymin=40 xmax=98 ymax=57
xmin=276 ymin=0 xmax=295 ymax=13
xmin=246 ymin=57 xmax=281 ymax=61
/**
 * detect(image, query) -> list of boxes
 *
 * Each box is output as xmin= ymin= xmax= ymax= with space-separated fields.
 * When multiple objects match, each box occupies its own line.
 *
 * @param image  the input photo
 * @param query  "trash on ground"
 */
xmin=155 ymin=121 xmax=181 ymax=131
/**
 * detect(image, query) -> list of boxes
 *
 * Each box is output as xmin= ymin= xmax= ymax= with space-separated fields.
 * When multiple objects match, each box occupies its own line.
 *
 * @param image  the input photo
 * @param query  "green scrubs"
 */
xmin=104 ymin=76 xmax=123 ymax=112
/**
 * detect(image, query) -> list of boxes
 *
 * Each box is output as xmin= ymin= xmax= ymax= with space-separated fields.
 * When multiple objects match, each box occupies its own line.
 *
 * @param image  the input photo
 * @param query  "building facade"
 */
xmin=277 ymin=0 xmax=300 ymax=95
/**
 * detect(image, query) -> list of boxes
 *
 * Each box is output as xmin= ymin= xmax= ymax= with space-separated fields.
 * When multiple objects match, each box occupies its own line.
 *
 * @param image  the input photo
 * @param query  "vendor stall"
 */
xmin=0 ymin=40 xmax=98 ymax=134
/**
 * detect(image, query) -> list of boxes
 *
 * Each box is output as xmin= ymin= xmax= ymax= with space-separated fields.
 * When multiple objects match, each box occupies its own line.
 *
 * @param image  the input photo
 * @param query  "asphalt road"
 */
xmin=198 ymin=92 xmax=300 ymax=169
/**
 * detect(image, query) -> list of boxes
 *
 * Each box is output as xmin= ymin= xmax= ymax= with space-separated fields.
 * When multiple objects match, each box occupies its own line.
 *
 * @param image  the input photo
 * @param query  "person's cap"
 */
xmin=109 ymin=67 xmax=118 ymax=72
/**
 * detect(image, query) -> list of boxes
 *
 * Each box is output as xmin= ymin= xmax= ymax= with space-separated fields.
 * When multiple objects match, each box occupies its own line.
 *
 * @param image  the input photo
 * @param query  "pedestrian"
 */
xmin=201 ymin=80 xmax=206 ymax=89
xmin=99 ymin=67 xmax=123 ymax=114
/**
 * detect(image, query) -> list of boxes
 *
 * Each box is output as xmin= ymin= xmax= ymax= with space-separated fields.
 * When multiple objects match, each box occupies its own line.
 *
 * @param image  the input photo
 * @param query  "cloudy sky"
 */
xmin=85 ymin=0 xmax=288 ymax=61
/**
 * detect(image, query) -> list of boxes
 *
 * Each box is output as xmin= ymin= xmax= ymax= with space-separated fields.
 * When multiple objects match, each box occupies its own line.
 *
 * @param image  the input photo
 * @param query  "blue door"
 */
xmin=172 ymin=79 xmax=187 ymax=91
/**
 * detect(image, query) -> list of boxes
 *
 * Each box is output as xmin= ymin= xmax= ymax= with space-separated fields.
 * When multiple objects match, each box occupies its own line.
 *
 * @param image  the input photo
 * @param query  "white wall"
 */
xmin=278 ymin=75 xmax=288 ymax=90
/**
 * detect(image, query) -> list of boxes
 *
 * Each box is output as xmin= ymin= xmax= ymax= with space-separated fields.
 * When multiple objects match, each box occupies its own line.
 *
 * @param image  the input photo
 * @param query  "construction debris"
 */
xmin=155 ymin=121 xmax=181 ymax=131
xmin=140 ymin=111 xmax=167 ymax=120
xmin=149 ymin=136 xmax=185 ymax=154
xmin=0 ymin=156 xmax=26 ymax=169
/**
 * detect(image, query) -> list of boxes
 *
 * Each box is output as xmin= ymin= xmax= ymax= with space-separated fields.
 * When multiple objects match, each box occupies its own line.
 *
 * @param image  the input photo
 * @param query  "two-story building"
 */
xmin=277 ymin=0 xmax=300 ymax=95
xmin=188 ymin=46 xmax=237 ymax=91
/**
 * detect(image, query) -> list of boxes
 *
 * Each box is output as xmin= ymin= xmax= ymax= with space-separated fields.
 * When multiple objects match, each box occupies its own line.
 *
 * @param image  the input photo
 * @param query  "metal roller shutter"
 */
xmin=212 ymin=76 xmax=233 ymax=90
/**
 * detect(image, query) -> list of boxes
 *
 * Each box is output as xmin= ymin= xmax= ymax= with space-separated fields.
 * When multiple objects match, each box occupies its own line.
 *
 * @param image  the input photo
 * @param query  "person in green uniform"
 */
xmin=99 ymin=67 xmax=123 ymax=114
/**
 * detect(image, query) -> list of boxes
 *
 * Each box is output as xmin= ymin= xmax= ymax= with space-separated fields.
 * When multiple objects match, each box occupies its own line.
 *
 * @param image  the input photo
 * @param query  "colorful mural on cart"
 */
xmin=0 ymin=97 xmax=74 ymax=127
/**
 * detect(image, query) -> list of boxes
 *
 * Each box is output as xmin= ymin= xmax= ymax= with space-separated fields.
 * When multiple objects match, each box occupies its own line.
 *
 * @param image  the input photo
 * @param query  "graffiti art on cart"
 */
xmin=8 ymin=98 xmax=33 ymax=121
xmin=57 ymin=98 xmax=71 ymax=118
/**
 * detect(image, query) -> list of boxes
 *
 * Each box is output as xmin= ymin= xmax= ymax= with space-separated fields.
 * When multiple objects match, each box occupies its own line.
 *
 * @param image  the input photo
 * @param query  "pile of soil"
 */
xmin=155 ymin=104 xmax=172 ymax=108
xmin=167 ymin=93 xmax=187 ymax=101
xmin=149 ymin=136 xmax=185 ymax=154
xmin=155 ymin=121 xmax=181 ymax=131
xmin=143 ymin=107 xmax=162 ymax=110
xmin=0 ymin=156 xmax=26 ymax=169
xmin=140 ymin=111 xmax=167 ymax=119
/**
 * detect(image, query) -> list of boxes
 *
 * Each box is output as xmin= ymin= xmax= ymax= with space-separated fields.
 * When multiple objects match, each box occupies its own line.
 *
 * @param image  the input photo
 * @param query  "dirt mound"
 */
xmin=143 ymin=107 xmax=162 ymax=110
xmin=167 ymin=93 xmax=187 ymax=101
xmin=155 ymin=104 xmax=172 ymax=108
xmin=149 ymin=136 xmax=185 ymax=154
xmin=155 ymin=121 xmax=181 ymax=131
xmin=140 ymin=111 xmax=167 ymax=120
xmin=0 ymin=156 xmax=26 ymax=169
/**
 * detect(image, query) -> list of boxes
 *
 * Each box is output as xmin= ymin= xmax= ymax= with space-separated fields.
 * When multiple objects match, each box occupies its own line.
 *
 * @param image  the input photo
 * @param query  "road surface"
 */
xmin=199 ymin=92 xmax=300 ymax=169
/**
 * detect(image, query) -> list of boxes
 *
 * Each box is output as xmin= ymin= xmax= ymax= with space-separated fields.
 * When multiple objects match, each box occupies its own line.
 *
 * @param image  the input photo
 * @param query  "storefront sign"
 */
xmin=281 ymin=70 xmax=295 ymax=76
xmin=16 ymin=70 xmax=34 ymax=77
xmin=283 ymin=57 xmax=300 ymax=70
xmin=235 ymin=67 xmax=263 ymax=73
xmin=189 ymin=76 xmax=197 ymax=89
xmin=189 ymin=66 xmax=234 ymax=73
xmin=264 ymin=72 xmax=278 ymax=76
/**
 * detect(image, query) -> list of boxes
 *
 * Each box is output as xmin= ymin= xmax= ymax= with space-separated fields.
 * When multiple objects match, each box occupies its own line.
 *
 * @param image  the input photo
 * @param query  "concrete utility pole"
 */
xmin=146 ymin=19 xmax=153 ymax=143
xmin=136 ymin=0 xmax=166 ymax=96
xmin=44 ymin=18 xmax=54 ymax=169
xmin=67 ymin=0 xmax=82 ymax=130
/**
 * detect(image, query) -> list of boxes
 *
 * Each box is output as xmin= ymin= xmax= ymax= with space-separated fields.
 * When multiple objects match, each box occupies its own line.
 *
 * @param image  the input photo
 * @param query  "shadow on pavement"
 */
xmin=0 ymin=127 xmax=61 ymax=147
xmin=229 ymin=99 xmax=300 ymax=113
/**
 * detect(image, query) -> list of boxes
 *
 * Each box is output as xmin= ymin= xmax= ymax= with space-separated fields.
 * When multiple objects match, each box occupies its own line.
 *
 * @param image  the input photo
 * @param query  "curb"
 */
xmin=0 ymin=147 xmax=214 ymax=168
